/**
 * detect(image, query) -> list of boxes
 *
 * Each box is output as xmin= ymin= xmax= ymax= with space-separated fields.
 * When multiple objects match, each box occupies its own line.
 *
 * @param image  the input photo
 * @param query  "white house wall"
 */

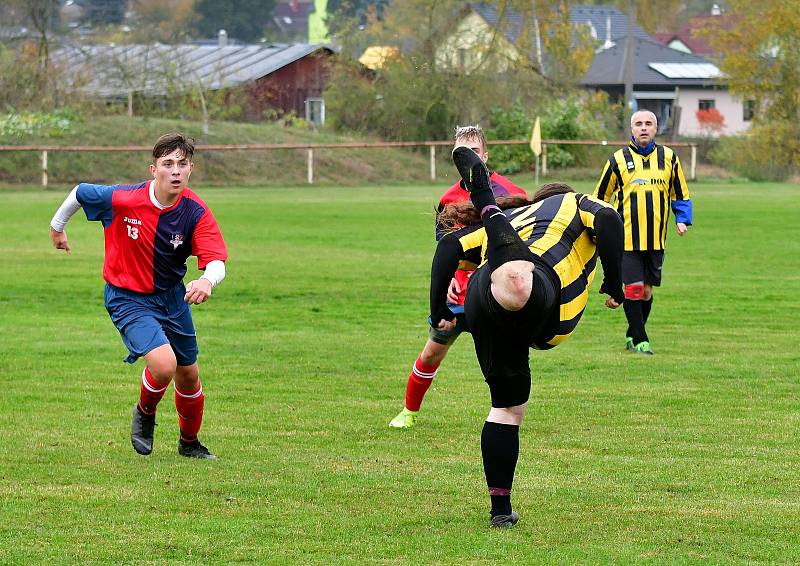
xmin=435 ymin=12 xmax=519 ymax=73
xmin=677 ymin=88 xmax=751 ymax=136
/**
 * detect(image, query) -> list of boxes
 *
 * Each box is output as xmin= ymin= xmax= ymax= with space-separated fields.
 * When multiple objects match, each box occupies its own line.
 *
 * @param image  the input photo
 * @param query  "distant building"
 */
xmin=443 ymin=3 xmax=749 ymax=137
xmin=650 ymin=4 xmax=736 ymax=56
xmin=53 ymin=40 xmax=335 ymax=124
xmin=581 ymin=35 xmax=750 ymax=137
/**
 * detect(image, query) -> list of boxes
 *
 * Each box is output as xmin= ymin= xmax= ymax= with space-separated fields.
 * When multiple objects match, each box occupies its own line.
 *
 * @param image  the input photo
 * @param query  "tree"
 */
xmin=128 ymin=0 xmax=197 ymax=44
xmin=700 ymin=1 xmax=799 ymax=126
xmin=699 ymin=0 xmax=800 ymax=173
xmin=194 ymin=0 xmax=276 ymax=43
xmin=325 ymin=0 xmax=594 ymax=141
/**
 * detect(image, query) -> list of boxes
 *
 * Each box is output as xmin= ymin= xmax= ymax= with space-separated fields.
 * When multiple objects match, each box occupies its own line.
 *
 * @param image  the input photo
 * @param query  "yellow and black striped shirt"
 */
xmin=456 ymin=193 xmax=614 ymax=348
xmin=593 ymin=142 xmax=689 ymax=251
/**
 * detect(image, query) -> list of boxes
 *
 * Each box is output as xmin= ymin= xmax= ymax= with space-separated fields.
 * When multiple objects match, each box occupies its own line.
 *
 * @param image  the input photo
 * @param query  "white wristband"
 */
xmin=201 ymin=260 xmax=226 ymax=288
xmin=50 ymin=186 xmax=82 ymax=232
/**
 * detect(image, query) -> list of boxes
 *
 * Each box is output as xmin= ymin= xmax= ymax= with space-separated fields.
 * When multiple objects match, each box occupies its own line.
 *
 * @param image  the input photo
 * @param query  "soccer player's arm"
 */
xmin=49 ymin=183 xmax=116 ymax=252
xmin=593 ymin=156 xmax=620 ymax=204
xmin=429 ymin=225 xmax=483 ymax=327
xmin=669 ymin=155 xmax=693 ymax=228
xmin=186 ymin=209 xmax=228 ymax=304
xmin=579 ymin=196 xmax=624 ymax=304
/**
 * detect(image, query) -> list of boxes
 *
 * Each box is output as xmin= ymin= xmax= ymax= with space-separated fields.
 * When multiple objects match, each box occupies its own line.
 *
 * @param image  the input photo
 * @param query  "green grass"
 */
xmin=1 ymin=180 xmax=799 ymax=564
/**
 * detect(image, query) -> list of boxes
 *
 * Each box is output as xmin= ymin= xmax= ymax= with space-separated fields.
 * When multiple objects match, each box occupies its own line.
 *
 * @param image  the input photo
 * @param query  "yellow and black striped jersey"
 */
xmin=456 ymin=192 xmax=615 ymax=348
xmin=593 ymin=142 xmax=690 ymax=251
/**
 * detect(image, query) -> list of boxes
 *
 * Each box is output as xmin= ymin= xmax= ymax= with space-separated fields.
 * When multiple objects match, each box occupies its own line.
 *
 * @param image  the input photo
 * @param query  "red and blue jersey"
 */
xmin=436 ymin=172 xmax=527 ymax=305
xmin=76 ymin=181 xmax=228 ymax=294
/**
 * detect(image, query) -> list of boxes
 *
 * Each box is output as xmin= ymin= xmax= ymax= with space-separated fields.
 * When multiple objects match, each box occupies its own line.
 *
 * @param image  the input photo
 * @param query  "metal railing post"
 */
xmin=690 ymin=144 xmax=697 ymax=181
xmin=307 ymin=148 xmax=313 ymax=184
xmin=430 ymin=145 xmax=436 ymax=181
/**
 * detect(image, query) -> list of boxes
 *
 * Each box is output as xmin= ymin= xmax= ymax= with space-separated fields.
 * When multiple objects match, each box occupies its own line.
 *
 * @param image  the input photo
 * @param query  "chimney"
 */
xmin=711 ymin=4 xmax=721 ymax=16
xmin=218 ymin=29 xmax=228 ymax=47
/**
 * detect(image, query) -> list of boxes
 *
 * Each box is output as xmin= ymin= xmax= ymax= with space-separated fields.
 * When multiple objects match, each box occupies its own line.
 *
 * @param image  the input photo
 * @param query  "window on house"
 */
xmin=698 ymin=99 xmax=715 ymax=111
xmin=743 ymin=100 xmax=755 ymax=121
xmin=305 ymin=98 xmax=325 ymax=126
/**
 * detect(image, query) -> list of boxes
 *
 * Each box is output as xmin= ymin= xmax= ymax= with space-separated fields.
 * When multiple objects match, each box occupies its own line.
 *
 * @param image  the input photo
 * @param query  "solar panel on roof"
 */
xmin=649 ymin=62 xmax=721 ymax=79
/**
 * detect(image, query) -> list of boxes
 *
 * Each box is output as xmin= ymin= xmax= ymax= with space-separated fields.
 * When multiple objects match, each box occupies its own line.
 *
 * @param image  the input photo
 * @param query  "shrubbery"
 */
xmin=485 ymin=93 xmax=620 ymax=175
xmin=710 ymin=122 xmax=800 ymax=182
xmin=0 ymin=109 xmax=81 ymax=139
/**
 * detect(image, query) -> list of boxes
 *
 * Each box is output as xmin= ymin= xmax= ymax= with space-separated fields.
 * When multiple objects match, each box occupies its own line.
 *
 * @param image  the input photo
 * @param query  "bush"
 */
xmin=486 ymin=93 xmax=620 ymax=175
xmin=710 ymin=123 xmax=800 ymax=182
xmin=0 ymin=109 xmax=82 ymax=139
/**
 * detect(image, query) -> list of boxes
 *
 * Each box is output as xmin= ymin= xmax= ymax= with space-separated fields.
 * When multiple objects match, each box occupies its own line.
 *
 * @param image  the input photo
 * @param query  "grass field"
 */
xmin=1 ymin=180 xmax=799 ymax=564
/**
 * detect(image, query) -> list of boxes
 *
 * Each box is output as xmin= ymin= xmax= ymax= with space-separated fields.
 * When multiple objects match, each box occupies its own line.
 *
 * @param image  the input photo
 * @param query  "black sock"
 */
xmin=623 ymin=300 xmax=648 ymax=344
xmin=463 ymin=158 xmax=497 ymax=214
xmin=481 ymin=421 xmax=519 ymax=517
xmin=642 ymin=297 xmax=653 ymax=324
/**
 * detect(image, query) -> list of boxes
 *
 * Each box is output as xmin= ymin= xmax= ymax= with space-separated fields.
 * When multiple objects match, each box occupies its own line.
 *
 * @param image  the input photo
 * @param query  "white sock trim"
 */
xmin=175 ymin=385 xmax=203 ymax=399
xmin=142 ymin=368 xmax=168 ymax=393
xmin=412 ymin=364 xmax=438 ymax=379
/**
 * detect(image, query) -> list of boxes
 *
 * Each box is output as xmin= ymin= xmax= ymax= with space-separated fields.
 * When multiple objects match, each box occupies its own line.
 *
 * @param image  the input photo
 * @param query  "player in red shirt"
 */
xmin=49 ymin=133 xmax=228 ymax=459
xmin=390 ymin=125 xmax=528 ymax=428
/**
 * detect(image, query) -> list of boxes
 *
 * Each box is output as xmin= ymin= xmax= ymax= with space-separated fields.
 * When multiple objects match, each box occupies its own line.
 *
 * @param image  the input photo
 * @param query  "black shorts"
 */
xmin=464 ymin=261 xmax=560 ymax=408
xmin=622 ymin=250 xmax=665 ymax=287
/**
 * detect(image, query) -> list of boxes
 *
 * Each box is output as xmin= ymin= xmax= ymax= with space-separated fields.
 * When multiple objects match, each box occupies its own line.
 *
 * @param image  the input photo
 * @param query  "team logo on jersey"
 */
xmin=631 ymin=178 xmax=649 ymax=184
xmin=170 ymin=234 xmax=184 ymax=249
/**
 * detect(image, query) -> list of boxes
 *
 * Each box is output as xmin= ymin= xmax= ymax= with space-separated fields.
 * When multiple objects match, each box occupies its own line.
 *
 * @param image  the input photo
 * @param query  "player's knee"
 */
xmin=624 ymin=283 xmax=645 ymax=301
xmin=420 ymin=340 xmax=448 ymax=365
xmin=174 ymin=364 xmax=200 ymax=390
xmin=147 ymin=349 xmax=178 ymax=381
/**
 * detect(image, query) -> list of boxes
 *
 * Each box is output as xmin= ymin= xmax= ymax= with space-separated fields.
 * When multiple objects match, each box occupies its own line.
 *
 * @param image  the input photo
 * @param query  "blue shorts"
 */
xmin=104 ymin=282 xmax=198 ymax=366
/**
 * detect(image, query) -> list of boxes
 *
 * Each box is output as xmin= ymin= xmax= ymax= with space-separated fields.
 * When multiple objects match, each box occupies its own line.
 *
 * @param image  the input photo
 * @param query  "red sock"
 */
xmin=138 ymin=367 xmax=168 ymax=415
xmin=175 ymin=381 xmax=205 ymax=443
xmin=405 ymin=358 xmax=439 ymax=412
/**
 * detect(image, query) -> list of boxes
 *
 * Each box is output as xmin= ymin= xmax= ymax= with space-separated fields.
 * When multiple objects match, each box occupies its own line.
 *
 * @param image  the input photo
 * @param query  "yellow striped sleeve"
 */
xmin=593 ymin=155 xmax=619 ymax=203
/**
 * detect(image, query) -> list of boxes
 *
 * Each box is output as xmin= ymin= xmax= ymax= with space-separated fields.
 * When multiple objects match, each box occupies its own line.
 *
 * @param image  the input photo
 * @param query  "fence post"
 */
xmin=307 ymin=148 xmax=314 ymax=184
xmin=42 ymin=150 xmax=48 ymax=188
xmin=542 ymin=144 xmax=548 ymax=177
xmin=430 ymin=145 xmax=436 ymax=181
xmin=690 ymin=144 xmax=697 ymax=181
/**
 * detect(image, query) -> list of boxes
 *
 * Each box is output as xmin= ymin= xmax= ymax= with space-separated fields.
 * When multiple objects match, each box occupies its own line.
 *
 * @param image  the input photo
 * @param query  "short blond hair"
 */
xmin=454 ymin=125 xmax=487 ymax=151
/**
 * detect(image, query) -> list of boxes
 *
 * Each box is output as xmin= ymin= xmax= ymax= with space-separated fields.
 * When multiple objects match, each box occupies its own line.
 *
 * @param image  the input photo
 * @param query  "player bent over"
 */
xmin=432 ymin=146 xmax=624 ymax=527
xmin=49 ymin=133 xmax=228 ymax=460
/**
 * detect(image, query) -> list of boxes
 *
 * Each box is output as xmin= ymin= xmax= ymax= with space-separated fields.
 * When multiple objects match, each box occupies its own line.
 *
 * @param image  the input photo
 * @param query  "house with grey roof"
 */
xmin=52 ymin=39 xmax=335 ymax=124
xmin=444 ymin=3 xmax=749 ymax=137
xmin=582 ymin=34 xmax=749 ymax=136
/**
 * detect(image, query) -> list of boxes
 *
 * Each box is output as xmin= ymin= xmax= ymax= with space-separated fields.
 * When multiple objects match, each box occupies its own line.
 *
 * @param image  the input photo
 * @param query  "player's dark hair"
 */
xmin=437 ymin=195 xmax=533 ymax=233
xmin=152 ymin=132 xmax=195 ymax=161
xmin=532 ymin=182 xmax=574 ymax=202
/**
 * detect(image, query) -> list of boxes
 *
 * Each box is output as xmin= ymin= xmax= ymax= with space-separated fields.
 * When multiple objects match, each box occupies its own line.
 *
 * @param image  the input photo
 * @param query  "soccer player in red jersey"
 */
xmin=389 ymin=125 xmax=528 ymax=429
xmin=49 ymin=133 xmax=228 ymax=459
